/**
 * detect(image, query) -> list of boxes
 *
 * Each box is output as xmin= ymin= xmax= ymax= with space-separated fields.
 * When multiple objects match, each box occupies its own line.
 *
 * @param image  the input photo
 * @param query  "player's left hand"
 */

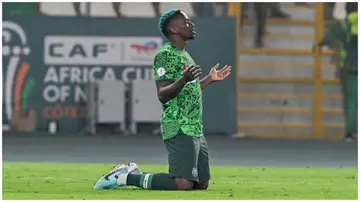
xmin=208 ymin=63 xmax=232 ymax=82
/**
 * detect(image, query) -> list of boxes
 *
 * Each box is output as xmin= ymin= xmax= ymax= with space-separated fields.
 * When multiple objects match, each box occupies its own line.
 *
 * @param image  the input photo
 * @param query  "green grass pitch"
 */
xmin=2 ymin=162 xmax=358 ymax=200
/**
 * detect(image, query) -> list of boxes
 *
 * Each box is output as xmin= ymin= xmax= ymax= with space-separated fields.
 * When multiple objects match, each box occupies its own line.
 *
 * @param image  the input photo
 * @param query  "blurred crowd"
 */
xmin=2 ymin=2 xmax=338 ymax=49
xmin=239 ymin=2 xmax=336 ymax=48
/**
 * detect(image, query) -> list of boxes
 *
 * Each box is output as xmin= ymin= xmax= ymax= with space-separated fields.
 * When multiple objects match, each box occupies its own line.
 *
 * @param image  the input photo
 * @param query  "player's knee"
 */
xmin=193 ymin=181 xmax=209 ymax=190
xmin=174 ymin=178 xmax=194 ymax=190
xmin=199 ymin=181 xmax=209 ymax=190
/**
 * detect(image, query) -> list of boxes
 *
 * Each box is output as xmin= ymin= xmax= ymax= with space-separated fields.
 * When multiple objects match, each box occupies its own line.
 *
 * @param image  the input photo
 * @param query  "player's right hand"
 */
xmin=182 ymin=65 xmax=202 ymax=82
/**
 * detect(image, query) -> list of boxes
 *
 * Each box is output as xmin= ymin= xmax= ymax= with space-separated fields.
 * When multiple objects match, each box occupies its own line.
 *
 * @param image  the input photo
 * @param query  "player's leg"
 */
xmin=166 ymin=131 xmax=200 ymax=190
xmin=120 ymin=172 xmax=179 ymax=190
xmin=93 ymin=162 xmax=179 ymax=190
xmin=339 ymin=67 xmax=347 ymax=116
xmin=118 ymin=131 xmax=199 ymax=190
xmin=125 ymin=173 xmax=194 ymax=190
xmin=193 ymin=135 xmax=210 ymax=190
xmin=93 ymin=163 xmax=140 ymax=190
xmin=344 ymin=72 xmax=357 ymax=139
xmin=344 ymin=72 xmax=358 ymax=140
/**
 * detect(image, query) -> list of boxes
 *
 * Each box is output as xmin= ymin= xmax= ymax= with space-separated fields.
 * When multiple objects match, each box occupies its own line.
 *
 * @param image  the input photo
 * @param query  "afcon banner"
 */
xmin=2 ymin=16 xmax=237 ymax=135
xmin=41 ymin=35 xmax=161 ymax=115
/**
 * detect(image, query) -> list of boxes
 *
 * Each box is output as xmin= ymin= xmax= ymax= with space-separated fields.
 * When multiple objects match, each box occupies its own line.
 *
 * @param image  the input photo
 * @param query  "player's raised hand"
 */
xmin=183 ymin=64 xmax=202 ymax=82
xmin=209 ymin=63 xmax=232 ymax=82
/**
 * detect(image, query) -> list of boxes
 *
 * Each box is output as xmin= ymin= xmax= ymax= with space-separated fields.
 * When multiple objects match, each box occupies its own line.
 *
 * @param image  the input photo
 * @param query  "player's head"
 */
xmin=159 ymin=9 xmax=196 ymax=40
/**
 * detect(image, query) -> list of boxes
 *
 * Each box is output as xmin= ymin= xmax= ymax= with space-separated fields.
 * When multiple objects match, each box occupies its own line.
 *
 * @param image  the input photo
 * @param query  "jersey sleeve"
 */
xmin=153 ymin=51 xmax=182 ymax=82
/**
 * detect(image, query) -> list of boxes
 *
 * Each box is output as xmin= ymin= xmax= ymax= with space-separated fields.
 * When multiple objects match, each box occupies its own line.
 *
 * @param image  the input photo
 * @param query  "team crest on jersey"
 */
xmin=157 ymin=67 xmax=166 ymax=77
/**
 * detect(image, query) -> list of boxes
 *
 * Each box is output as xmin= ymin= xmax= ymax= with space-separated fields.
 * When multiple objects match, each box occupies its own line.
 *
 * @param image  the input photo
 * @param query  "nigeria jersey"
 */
xmin=153 ymin=42 xmax=203 ymax=140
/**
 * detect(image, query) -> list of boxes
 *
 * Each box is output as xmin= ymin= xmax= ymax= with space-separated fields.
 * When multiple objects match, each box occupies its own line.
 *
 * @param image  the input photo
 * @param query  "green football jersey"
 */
xmin=153 ymin=42 xmax=203 ymax=140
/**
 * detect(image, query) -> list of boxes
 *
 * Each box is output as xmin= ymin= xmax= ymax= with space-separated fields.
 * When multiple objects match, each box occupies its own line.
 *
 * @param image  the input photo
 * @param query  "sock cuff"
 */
xmin=141 ymin=173 xmax=154 ymax=189
xmin=117 ymin=173 xmax=129 ymax=186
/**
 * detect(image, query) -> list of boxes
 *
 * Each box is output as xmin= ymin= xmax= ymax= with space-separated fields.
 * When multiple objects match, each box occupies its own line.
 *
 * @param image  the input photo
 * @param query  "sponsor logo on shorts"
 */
xmin=192 ymin=167 xmax=198 ymax=177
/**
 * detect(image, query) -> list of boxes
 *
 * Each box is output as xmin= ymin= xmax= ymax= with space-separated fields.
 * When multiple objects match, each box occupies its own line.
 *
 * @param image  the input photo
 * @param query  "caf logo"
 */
xmin=3 ymin=21 xmax=34 ymax=127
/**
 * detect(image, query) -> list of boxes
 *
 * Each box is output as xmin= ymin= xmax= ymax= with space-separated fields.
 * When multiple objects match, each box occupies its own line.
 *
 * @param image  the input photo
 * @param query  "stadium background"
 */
xmin=3 ymin=2 xmax=357 ymax=138
xmin=1 ymin=2 xmax=358 ymax=200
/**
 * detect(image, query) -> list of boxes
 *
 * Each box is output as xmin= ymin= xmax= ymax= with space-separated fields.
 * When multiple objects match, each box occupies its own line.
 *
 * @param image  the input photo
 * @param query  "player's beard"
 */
xmin=181 ymin=34 xmax=195 ymax=41
xmin=189 ymin=29 xmax=196 ymax=40
xmin=187 ymin=32 xmax=195 ymax=40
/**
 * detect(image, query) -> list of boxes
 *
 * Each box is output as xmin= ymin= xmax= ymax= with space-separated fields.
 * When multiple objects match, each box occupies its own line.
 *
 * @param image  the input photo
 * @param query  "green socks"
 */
xmin=126 ymin=173 xmax=177 ymax=190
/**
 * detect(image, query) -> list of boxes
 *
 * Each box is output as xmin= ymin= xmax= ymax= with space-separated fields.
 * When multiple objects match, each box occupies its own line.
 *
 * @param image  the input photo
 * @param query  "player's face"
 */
xmin=175 ymin=12 xmax=196 ymax=40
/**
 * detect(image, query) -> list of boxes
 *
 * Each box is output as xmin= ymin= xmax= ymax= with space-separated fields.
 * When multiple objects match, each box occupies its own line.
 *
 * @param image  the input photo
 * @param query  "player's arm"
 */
xmin=155 ymin=78 xmax=185 ymax=104
xmin=154 ymin=52 xmax=201 ymax=104
xmin=156 ymin=67 xmax=201 ymax=103
xmin=199 ymin=75 xmax=213 ymax=89
xmin=200 ymin=63 xmax=232 ymax=89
